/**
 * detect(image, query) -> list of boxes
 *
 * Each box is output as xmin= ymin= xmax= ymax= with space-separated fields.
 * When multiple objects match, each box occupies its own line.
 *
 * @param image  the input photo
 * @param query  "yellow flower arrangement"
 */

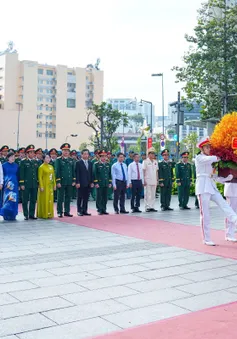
xmin=211 ymin=112 xmax=237 ymax=166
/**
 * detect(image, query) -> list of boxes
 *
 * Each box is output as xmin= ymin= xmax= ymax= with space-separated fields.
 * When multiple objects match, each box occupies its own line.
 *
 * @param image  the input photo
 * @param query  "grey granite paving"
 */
xmin=0 ymin=205 xmax=236 ymax=338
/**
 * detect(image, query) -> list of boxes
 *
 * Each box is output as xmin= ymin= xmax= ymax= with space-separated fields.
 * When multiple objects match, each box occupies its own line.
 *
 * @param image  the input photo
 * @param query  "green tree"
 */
xmin=180 ymin=132 xmax=199 ymax=160
xmin=129 ymin=114 xmax=145 ymax=133
xmin=79 ymin=142 xmax=88 ymax=151
xmin=83 ymin=102 xmax=129 ymax=150
xmin=172 ymin=0 xmax=237 ymax=119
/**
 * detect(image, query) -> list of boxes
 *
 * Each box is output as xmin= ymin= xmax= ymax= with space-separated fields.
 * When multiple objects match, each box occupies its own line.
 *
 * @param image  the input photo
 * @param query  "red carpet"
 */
xmin=89 ymin=302 xmax=237 ymax=339
xmin=56 ymin=206 xmax=237 ymax=260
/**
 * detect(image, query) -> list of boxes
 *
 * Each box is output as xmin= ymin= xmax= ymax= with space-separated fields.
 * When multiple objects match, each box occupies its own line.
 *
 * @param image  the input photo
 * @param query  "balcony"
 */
xmin=67 ymin=75 xmax=76 ymax=83
xmin=67 ymin=92 xmax=76 ymax=99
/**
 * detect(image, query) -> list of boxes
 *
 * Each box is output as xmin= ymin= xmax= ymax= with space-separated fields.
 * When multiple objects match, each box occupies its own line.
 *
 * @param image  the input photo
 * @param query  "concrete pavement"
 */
xmin=0 ymin=197 xmax=237 ymax=338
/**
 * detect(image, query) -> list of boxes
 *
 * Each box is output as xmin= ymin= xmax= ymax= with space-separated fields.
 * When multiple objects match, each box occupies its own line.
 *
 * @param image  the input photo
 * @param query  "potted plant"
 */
xmin=211 ymin=112 xmax=237 ymax=182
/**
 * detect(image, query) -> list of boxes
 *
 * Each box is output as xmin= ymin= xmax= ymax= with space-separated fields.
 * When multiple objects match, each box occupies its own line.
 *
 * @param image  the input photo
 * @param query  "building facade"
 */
xmin=106 ymin=98 xmax=155 ymax=134
xmin=0 ymin=52 xmax=103 ymax=149
xmin=168 ymin=101 xmax=207 ymax=141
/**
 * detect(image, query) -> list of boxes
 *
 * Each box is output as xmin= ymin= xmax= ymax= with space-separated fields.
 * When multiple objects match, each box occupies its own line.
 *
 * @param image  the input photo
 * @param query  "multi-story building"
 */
xmin=106 ymin=98 xmax=155 ymax=134
xmin=168 ymin=101 xmax=207 ymax=141
xmin=0 ymin=52 xmax=103 ymax=149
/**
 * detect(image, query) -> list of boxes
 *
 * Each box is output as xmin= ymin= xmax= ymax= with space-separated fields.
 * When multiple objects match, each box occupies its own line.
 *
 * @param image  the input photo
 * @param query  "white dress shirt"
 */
xmin=111 ymin=161 xmax=128 ymax=187
xmin=0 ymin=162 xmax=3 ymax=185
xmin=195 ymin=154 xmax=219 ymax=195
xmin=128 ymin=161 xmax=144 ymax=184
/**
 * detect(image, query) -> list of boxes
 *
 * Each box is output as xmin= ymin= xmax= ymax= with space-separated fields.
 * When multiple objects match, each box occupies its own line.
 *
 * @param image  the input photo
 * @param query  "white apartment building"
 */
xmin=0 ymin=51 xmax=103 ymax=149
xmin=106 ymin=98 xmax=155 ymax=134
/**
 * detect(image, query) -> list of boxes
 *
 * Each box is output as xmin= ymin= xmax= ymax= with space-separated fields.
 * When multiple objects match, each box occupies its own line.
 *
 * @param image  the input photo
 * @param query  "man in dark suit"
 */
xmin=76 ymin=149 xmax=94 ymax=216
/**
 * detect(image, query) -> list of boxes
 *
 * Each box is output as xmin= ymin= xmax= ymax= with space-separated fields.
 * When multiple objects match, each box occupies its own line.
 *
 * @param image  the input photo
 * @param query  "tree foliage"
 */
xmin=83 ymin=102 xmax=129 ymax=151
xmin=129 ymin=114 xmax=145 ymax=133
xmin=180 ymin=132 xmax=199 ymax=160
xmin=172 ymin=0 xmax=237 ymax=119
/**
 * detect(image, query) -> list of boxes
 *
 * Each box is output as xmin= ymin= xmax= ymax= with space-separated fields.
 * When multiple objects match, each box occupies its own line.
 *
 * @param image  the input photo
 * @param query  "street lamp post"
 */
xmin=140 ymin=99 xmax=153 ymax=134
xmin=65 ymin=134 xmax=78 ymax=142
xmin=152 ymin=73 xmax=164 ymax=134
xmin=15 ymin=102 xmax=22 ymax=149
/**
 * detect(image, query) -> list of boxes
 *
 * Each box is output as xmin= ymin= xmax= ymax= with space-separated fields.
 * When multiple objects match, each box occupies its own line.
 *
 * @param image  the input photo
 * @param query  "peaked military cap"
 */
xmin=25 ymin=145 xmax=35 ymax=153
xmin=60 ymin=143 xmax=71 ymax=150
xmin=0 ymin=145 xmax=9 ymax=152
xmin=181 ymin=151 xmax=189 ymax=157
xmin=49 ymin=148 xmax=58 ymax=155
xmin=161 ymin=149 xmax=169 ymax=155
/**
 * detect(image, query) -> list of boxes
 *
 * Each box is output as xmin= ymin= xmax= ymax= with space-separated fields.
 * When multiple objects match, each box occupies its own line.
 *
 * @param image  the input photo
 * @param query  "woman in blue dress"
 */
xmin=0 ymin=152 xmax=19 ymax=221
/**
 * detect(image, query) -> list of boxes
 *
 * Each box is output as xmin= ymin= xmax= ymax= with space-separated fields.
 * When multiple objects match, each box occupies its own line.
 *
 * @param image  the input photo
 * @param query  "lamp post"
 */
xmin=15 ymin=102 xmax=22 ymax=149
xmin=152 ymin=73 xmax=164 ymax=134
xmin=65 ymin=134 xmax=78 ymax=142
xmin=139 ymin=99 xmax=153 ymax=134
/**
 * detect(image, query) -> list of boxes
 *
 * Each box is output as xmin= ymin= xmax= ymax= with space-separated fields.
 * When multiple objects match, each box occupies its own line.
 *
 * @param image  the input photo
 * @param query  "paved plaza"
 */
xmin=0 ymin=197 xmax=237 ymax=338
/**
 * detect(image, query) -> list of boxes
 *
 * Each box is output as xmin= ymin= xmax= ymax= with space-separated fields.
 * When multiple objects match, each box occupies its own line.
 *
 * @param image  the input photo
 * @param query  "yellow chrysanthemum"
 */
xmin=211 ymin=112 xmax=237 ymax=149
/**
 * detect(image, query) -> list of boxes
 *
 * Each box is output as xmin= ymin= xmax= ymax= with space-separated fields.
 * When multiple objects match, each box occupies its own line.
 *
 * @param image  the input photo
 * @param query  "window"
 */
xmin=38 ymin=80 xmax=43 ymax=84
xmin=38 ymin=69 xmax=43 ymax=75
xmin=46 ymin=98 xmax=53 ymax=102
xmin=46 ymin=70 xmax=53 ymax=76
xmin=68 ymin=72 xmax=73 ymax=75
xmin=46 ymin=89 xmax=53 ymax=94
xmin=46 ymin=106 xmax=53 ymax=111
xmin=37 ymin=96 xmax=43 ymax=102
xmin=38 ymin=88 xmax=43 ymax=93
xmin=67 ymin=99 xmax=76 ymax=108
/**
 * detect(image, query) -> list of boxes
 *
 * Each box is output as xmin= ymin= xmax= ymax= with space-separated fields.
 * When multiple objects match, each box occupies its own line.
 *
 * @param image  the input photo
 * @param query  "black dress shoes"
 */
xmin=103 ymin=212 xmax=109 ymax=215
xmin=58 ymin=214 xmax=63 ymax=218
xmin=64 ymin=213 xmax=73 ymax=217
xmin=184 ymin=206 xmax=191 ymax=210
xmin=77 ymin=212 xmax=83 ymax=216
xmin=83 ymin=212 xmax=91 ymax=216
xmin=120 ymin=210 xmax=129 ymax=214
xmin=115 ymin=211 xmax=119 ymax=214
xmin=167 ymin=207 xmax=173 ymax=211
xmin=24 ymin=217 xmax=29 ymax=220
xmin=29 ymin=216 xmax=37 ymax=220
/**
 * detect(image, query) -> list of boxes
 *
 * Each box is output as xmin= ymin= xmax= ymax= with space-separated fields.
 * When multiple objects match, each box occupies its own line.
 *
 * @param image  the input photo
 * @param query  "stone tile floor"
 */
xmin=0 ymin=199 xmax=236 ymax=338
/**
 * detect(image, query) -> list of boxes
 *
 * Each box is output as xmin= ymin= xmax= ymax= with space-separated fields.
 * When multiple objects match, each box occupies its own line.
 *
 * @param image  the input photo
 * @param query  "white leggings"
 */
xmin=225 ymin=197 xmax=237 ymax=238
xmin=198 ymin=192 xmax=237 ymax=242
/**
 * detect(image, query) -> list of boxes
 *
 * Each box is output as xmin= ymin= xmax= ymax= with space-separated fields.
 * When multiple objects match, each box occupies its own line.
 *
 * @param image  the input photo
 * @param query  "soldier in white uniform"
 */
xmin=195 ymin=137 xmax=237 ymax=246
xmin=224 ymin=183 xmax=237 ymax=241
xmin=142 ymin=147 xmax=159 ymax=212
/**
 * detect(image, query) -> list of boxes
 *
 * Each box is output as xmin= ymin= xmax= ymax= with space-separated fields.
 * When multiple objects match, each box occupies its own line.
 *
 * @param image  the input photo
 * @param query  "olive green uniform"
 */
xmin=175 ymin=161 xmax=192 ymax=209
xmin=159 ymin=160 xmax=174 ymax=209
xmin=91 ymin=157 xmax=99 ymax=202
xmin=55 ymin=157 xmax=75 ymax=215
xmin=71 ymin=159 xmax=77 ymax=199
xmin=0 ymin=157 xmax=7 ymax=164
xmin=50 ymin=159 xmax=57 ymax=202
xmin=15 ymin=158 xmax=23 ymax=203
xmin=107 ymin=159 xmax=113 ymax=200
xmin=19 ymin=159 xmax=39 ymax=218
xmin=93 ymin=161 xmax=112 ymax=213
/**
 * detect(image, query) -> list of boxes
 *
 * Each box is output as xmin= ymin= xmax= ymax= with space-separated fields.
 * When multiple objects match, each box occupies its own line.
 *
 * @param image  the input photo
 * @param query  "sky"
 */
xmin=1 ymin=0 xmax=203 ymax=116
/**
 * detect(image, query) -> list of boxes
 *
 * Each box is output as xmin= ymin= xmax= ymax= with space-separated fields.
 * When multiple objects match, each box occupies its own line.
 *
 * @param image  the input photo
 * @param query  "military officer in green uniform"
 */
xmin=93 ymin=150 xmax=112 ymax=215
xmin=35 ymin=148 xmax=43 ymax=165
xmin=16 ymin=147 xmax=26 ymax=204
xmin=0 ymin=145 xmax=9 ymax=164
xmin=91 ymin=149 xmax=100 ymax=202
xmin=175 ymin=151 xmax=192 ymax=210
xmin=107 ymin=151 xmax=113 ymax=200
xmin=19 ymin=145 xmax=39 ymax=220
xmin=49 ymin=148 xmax=58 ymax=202
xmin=159 ymin=149 xmax=174 ymax=211
xmin=55 ymin=143 xmax=76 ymax=218
xmin=70 ymin=150 xmax=78 ymax=200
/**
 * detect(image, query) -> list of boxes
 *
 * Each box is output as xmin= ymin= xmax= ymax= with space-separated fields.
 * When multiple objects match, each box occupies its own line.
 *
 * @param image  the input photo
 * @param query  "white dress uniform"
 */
xmin=195 ymin=153 xmax=237 ymax=244
xmin=224 ymin=183 xmax=237 ymax=239
xmin=142 ymin=156 xmax=158 ymax=210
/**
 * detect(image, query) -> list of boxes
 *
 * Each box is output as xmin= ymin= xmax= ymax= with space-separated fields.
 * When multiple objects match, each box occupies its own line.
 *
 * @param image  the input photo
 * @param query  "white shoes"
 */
xmin=204 ymin=241 xmax=216 ymax=246
xmin=225 ymin=237 xmax=237 ymax=242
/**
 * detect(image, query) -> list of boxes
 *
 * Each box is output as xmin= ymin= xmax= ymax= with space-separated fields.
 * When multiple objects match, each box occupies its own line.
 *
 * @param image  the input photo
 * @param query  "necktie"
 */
xmin=121 ymin=163 xmax=126 ymax=181
xmin=85 ymin=161 xmax=88 ymax=169
xmin=136 ymin=163 xmax=140 ymax=180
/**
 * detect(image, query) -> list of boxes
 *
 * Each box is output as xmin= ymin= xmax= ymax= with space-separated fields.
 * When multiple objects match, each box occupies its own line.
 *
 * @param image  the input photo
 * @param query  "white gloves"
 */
xmin=214 ymin=174 xmax=233 ymax=184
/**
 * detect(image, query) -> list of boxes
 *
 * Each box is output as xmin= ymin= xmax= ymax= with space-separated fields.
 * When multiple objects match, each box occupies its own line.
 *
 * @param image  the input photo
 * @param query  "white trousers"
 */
xmin=225 ymin=197 xmax=237 ymax=238
xmin=198 ymin=192 xmax=237 ymax=242
xmin=144 ymin=185 xmax=156 ymax=209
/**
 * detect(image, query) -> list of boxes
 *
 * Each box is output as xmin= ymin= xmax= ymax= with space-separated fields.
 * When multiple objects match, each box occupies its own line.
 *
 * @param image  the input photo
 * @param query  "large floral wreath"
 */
xmin=211 ymin=112 xmax=237 ymax=169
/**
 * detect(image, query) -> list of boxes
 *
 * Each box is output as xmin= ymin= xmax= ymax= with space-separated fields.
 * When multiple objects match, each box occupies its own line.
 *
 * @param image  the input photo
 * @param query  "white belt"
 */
xmin=197 ymin=173 xmax=213 ymax=178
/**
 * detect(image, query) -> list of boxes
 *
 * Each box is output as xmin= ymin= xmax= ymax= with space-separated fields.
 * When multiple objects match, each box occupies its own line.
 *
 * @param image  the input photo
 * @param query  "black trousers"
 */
xmin=113 ymin=180 xmax=126 ymax=212
xmin=77 ymin=186 xmax=91 ymax=213
xmin=131 ymin=180 xmax=143 ymax=209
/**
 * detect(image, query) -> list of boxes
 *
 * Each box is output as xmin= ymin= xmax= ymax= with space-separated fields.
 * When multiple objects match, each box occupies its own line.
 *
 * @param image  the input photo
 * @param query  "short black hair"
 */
xmin=81 ymin=149 xmax=89 ymax=154
xmin=134 ymin=153 xmax=139 ymax=157
xmin=7 ymin=152 xmax=15 ymax=159
xmin=117 ymin=152 xmax=125 ymax=158
xmin=42 ymin=153 xmax=50 ymax=161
